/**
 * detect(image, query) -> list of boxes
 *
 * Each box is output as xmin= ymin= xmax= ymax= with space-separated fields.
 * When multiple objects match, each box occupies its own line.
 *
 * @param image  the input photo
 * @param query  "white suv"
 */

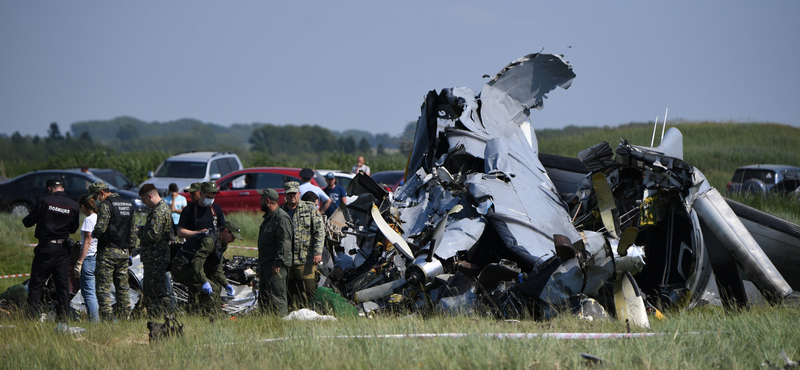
xmin=140 ymin=151 xmax=243 ymax=194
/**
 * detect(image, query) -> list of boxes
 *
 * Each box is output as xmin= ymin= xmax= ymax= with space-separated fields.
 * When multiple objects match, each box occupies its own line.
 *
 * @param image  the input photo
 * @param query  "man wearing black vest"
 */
xmin=176 ymin=182 xmax=225 ymax=239
xmin=23 ymin=177 xmax=79 ymax=320
xmin=90 ymin=181 xmax=137 ymax=320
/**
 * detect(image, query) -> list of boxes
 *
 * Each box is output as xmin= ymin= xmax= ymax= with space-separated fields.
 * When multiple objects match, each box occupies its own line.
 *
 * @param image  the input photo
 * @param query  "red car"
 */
xmin=199 ymin=167 xmax=321 ymax=213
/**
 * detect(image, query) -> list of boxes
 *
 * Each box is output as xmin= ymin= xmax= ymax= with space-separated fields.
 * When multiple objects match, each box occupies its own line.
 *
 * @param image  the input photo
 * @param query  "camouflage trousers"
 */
xmin=287 ymin=264 xmax=318 ymax=310
xmin=258 ymin=261 xmax=288 ymax=316
xmin=141 ymin=244 xmax=174 ymax=318
xmin=172 ymin=264 xmax=222 ymax=316
xmin=96 ymin=248 xmax=130 ymax=320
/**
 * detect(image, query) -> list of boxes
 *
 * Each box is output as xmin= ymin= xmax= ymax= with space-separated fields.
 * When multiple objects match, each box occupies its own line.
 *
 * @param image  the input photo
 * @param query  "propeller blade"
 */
xmin=613 ymin=271 xmax=650 ymax=329
xmin=617 ymin=227 xmax=639 ymax=256
xmin=430 ymin=204 xmax=464 ymax=258
xmin=371 ymin=204 xmax=414 ymax=260
xmin=591 ymin=173 xmax=619 ymax=239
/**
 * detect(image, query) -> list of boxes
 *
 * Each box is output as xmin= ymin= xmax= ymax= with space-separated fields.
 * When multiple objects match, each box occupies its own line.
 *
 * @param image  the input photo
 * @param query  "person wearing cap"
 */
xmin=90 ymin=180 xmax=137 ymax=320
xmin=297 ymin=168 xmax=331 ymax=214
xmin=256 ymin=188 xmax=293 ymax=315
xmin=177 ymin=181 xmax=226 ymax=239
xmin=171 ymin=221 xmax=241 ymax=315
xmin=22 ymin=177 xmax=80 ymax=320
xmin=322 ymin=172 xmax=347 ymax=218
xmin=185 ymin=182 xmax=202 ymax=203
xmin=281 ymin=181 xmax=325 ymax=309
xmin=137 ymin=184 xmax=175 ymax=317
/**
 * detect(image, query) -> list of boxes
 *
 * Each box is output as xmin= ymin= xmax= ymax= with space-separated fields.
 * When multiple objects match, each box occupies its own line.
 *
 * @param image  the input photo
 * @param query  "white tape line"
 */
xmin=0 ymin=273 xmax=30 ymax=279
xmin=216 ymin=332 xmax=708 ymax=346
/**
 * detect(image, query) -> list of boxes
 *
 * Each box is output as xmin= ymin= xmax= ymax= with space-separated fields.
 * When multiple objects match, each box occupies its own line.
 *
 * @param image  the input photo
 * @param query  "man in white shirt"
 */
xmin=351 ymin=156 xmax=370 ymax=175
xmin=297 ymin=168 xmax=331 ymax=214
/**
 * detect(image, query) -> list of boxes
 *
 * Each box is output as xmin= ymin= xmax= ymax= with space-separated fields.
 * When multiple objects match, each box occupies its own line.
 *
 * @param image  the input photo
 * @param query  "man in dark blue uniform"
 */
xmin=176 ymin=182 xmax=225 ymax=239
xmin=22 ymin=177 xmax=80 ymax=320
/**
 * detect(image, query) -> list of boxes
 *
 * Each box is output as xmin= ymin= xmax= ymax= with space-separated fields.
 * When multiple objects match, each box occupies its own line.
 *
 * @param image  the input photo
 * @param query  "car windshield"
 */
xmin=732 ymin=169 xmax=776 ymax=185
xmin=337 ymin=176 xmax=352 ymax=189
xmin=93 ymin=171 xmax=129 ymax=188
xmin=154 ymin=161 xmax=207 ymax=178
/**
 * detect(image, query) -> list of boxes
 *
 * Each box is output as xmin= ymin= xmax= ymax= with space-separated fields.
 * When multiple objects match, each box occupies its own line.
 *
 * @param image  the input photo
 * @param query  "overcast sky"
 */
xmin=1 ymin=1 xmax=798 ymax=138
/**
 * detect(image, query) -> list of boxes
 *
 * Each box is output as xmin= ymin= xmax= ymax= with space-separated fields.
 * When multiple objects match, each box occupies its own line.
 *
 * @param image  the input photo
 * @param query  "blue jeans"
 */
xmin=80 ymin=254 xmax=99 ymax=322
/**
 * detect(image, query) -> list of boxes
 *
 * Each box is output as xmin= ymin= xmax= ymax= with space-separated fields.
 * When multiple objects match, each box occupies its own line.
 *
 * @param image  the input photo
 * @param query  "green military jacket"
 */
xmin=258 ymin=207 xmax=293 ymax=269
xmin=282 ymin=200 xmax=324 ymax=265
xmin=138 ymin=200 xmax=172 ymax=251
xmin=94 ymin=193 xmax=137 ymax=259
xmin=186 ymin=236 xmax=228 ymax=288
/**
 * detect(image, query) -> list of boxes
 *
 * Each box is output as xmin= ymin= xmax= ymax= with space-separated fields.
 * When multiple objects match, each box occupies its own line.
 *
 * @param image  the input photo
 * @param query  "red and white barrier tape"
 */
xmin=30 ymin=243 xmax=257 ymax=250
xmin=0 ymin=273 xmax=30 ymax=279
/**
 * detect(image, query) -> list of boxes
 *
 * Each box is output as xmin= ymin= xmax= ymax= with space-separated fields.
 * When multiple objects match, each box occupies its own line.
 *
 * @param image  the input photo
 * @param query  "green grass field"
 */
xmin=2 ymin=121 xmax=799 ymax=369
xmin=1 ymin=302 xmax=798 ymax=369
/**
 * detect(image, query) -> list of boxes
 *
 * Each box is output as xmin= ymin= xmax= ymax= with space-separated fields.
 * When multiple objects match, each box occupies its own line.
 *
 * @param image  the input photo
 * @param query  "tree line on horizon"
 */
xmin=0 ymin=117 xmax=418 ymax=180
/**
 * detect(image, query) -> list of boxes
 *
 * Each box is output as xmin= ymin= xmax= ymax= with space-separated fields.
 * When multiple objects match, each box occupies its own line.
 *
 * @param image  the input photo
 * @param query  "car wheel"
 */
xmin=741 ymin=179 xmax=766 ymax=195
xmin=11 ymin=202 xmax=31 ymax=218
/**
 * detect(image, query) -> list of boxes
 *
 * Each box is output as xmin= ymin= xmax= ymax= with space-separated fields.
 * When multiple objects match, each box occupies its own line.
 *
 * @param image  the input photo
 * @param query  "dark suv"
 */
xmin=0 ymin=170 xmax=146 ymax=217
xmin=726 ymin=164 xmax=800 ymax=195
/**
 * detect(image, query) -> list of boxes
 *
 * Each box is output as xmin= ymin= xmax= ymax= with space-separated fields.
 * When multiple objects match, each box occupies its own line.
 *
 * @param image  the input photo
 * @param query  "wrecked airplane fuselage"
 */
xmin=326 ymin=52 xmax=795 ymax=324
xmin=328 ymin=53 xmax=684 ymax=322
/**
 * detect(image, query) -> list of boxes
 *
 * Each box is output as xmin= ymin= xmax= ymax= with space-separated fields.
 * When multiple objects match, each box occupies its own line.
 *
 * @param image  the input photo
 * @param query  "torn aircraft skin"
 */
xmin=319 ymin=51 xmax=798 ymax=326
xmin=315 ymin=53 xmax=655 ymax=324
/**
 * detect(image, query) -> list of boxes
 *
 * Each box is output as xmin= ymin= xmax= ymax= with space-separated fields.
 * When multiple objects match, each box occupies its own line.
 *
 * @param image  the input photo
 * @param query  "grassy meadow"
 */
xmin=1 ymin=121 xmax=800 ymax=369
xmin=1 ymin=304 xmax=799 ymax=369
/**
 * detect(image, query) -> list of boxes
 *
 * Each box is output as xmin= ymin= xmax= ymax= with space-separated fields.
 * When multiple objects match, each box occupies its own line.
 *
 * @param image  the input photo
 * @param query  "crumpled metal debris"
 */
xmin=283 ymin=308 xmax=337 ymax=321
xmin=315 ymin=51 xmax=796 ymax=325
xmin=54 ymin=323 xmax=86 ymax=335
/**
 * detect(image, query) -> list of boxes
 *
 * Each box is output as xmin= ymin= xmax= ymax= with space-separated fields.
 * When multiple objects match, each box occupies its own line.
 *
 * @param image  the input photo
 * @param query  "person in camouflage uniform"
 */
xmin=171 ymin=221 xmax=240 ymax=315
xmin=257 ymin=188 xmax=293 ymax=315
xmin=90 ymin=181 xmax=137 ymax=320
xmin=281 ymin=181 xmax=324 ymax=309
xmin=137 ymin=184 xmax=174 ymax=317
